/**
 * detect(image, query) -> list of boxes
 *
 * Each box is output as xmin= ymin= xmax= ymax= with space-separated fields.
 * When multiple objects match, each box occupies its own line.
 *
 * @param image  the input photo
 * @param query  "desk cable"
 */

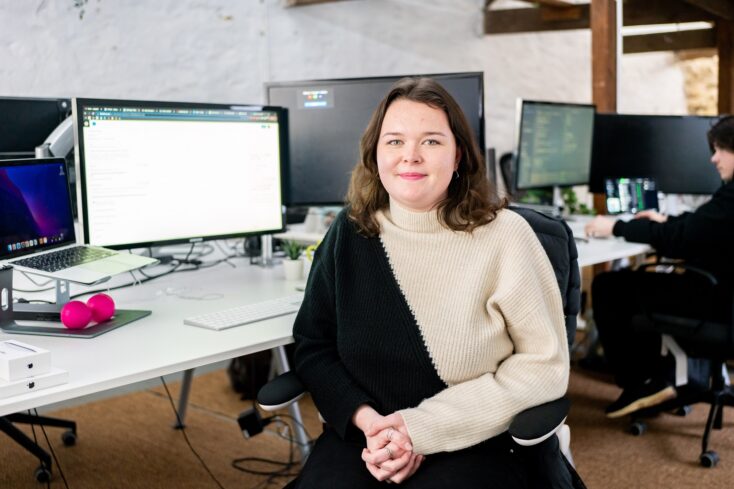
xmin=12 ymin=241 xmax=244 ymax=300
xmin=159 ymin=376 xmax=226 ymax=489
xmin=29 ymin=408 xmax=70 ymax=489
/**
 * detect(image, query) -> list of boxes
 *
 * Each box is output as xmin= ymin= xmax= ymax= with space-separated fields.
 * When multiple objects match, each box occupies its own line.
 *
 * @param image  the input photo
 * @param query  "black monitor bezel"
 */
xmin=515 ymin=99 xmax=596 ymax=191
xmin=266 ymin=71 xmax=485 ymax=206
xmin=73 ymin=97 xmax=289 ymax=250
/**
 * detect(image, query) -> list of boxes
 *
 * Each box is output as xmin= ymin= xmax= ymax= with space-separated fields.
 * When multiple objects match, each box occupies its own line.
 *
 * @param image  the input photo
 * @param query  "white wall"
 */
xmin=1 ymin=0 xmax=687 ymax=156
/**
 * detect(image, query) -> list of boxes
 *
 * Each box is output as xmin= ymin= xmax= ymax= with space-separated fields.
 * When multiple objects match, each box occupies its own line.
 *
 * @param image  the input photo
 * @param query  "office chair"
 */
xmin=0 ymin=412 xmax=77 ymax=482
xmin=257 ymin=207 xmax=584 ymax=486
xmin=630 ymin=263 xmax=734 ymax=468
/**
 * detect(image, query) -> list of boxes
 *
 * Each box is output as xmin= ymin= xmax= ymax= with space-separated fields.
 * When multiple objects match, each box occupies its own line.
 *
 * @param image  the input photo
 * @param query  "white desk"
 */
xmin=0 ymin=260 xmax=301 ymax=417
xmin=566 ymin=218 xmax=652 ymax=268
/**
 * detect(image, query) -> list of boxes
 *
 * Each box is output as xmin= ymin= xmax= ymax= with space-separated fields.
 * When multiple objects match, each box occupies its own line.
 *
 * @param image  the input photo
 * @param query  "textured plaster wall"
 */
xmin=1 ymin=0 xmax=687 ymax=156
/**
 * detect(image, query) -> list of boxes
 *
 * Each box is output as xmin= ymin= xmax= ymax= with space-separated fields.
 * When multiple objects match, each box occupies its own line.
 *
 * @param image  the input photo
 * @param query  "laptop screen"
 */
xmin=0 ymin=159 xmax=76 ymax=260
xmin=604 ymin=177 xmax=659 ymax=215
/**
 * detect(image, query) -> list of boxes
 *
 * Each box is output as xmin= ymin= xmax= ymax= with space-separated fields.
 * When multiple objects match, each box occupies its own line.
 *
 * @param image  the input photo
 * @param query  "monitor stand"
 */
xmin=255 ymin=234 xmax=275 ymax=268
xmin=0 ymin=266 xmax=150 ymax=338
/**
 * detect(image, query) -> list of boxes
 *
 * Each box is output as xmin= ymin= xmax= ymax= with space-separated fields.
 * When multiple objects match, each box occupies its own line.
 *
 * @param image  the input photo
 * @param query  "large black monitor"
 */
xmin=590 ymin=113 xmax=720 ymax=195
xmin=515 ymin=100 xmax=595 ymax=190
xmin=266 ymin=72 xmax=485 ymax=206
xmin=0 ymin=96 xmax=71 ymax=159
xmin=73 ymin=98 xmax=287 ymax=249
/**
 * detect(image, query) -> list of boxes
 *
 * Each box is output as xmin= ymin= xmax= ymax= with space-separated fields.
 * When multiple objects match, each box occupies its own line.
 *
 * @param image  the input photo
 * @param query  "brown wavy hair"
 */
xmin=346 ymin=77 xmax=506 ymax=237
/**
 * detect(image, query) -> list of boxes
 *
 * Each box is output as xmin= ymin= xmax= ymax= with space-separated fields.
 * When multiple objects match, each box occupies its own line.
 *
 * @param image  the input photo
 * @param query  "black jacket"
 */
xmin=613 ymin=180 xmax=734 ymax=283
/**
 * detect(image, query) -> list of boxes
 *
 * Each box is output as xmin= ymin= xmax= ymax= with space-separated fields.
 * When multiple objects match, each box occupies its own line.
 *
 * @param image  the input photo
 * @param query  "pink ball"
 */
xmin=60 ymin=301 xmax=92 ymax=329
xmin=86 ymin=293 xmax=115 ymax=323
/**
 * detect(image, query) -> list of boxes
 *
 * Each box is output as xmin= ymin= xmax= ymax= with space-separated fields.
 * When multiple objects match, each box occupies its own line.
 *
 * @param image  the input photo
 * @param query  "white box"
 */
xmin=0 ymin=340 xmax=52 ymax=381
xmin=0 ymin=367 xmax=68 ymax=399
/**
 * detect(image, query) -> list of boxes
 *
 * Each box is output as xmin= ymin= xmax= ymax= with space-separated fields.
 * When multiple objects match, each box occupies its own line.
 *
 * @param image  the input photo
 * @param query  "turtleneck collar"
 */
xmin=384 ymin=197 xmax=446 ymax=233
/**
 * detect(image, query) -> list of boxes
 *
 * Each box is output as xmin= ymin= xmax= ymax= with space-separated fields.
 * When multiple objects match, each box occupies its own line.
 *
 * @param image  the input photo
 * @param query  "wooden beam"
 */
xmin=528 ymin=0 xmax=579 ymax=6
xmin=484 ymin=5 xmax=588 ymax=34
xmin=718 ymin=20 xmax=734 ymax=113
xmin=624 ymin=0 xmax=716 ymax=25
xmin=591 ymin=0 xmax=617 ymax=113
xmin=624 ymin=28 xmax=717 ymax=54
xmin=591 ymin=0 xmax=616 ymax=212
xmin=284 ymin=0 xmax=344 ymax=7
xmin=684 ymin=0 xmax=734 ymax=21
xmin=485 ymin=0 xmax=716 ymax=35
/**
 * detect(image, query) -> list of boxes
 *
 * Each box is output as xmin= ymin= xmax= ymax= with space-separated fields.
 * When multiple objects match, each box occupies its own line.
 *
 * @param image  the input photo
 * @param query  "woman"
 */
xmin=290 ymin=77 xmax=571 ymax=488
xmin=584 ymin=115 xmax=734 ymax=418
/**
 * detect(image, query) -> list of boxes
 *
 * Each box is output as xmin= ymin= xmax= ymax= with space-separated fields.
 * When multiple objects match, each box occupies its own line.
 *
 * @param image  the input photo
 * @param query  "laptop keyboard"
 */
xmin=12 ymin=246 xmax=117 ymax=272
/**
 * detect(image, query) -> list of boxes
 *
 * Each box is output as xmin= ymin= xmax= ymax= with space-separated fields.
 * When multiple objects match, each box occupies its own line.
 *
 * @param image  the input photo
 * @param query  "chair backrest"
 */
xmin=499 ymin=152 xmax=516 ymax=196
xmin=510 ymin=206 xmax=580 ymax=349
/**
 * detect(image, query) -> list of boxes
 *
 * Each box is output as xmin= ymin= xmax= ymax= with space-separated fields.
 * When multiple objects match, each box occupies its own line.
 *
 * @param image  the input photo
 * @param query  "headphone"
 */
xmin=60 ymin=293 xmax=116 ymax=329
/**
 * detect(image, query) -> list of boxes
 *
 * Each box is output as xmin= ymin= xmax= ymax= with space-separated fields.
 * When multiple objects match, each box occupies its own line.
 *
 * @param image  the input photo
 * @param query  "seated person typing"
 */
xmin=583 ymin=115 xmax=734 ymax=418
xmin=289 ymin=78 xmax=576 ymax=488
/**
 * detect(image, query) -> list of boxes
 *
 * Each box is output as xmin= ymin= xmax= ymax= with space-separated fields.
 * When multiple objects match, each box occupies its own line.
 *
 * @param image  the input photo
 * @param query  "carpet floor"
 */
xmin=1 ymin=367 xmax=732 ymax=488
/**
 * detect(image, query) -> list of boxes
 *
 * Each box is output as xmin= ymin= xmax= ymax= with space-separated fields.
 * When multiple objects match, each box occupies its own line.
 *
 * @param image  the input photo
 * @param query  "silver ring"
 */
xmin=385 ymin=446 xmax=393 ymax=459
xmin=386 ymin=428 xmax=394 ymax=441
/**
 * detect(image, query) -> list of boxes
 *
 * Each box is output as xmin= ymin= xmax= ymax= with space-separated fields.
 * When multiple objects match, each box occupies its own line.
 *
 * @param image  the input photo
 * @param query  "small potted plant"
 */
xmin=302 ymin=241 xmax=320 ymax=278
xmin=282 ymin=240 xmax=304 ymax=281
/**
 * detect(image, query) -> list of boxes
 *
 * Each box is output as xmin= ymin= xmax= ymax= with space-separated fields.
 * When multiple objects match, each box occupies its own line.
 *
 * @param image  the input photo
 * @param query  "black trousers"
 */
xmin=592 ymin=270 xmax=666 ymax=388
xmin=592 ymin=269 xmax=728 ymax=389
xmin=287 ymin=427 xmax=580 ymax=489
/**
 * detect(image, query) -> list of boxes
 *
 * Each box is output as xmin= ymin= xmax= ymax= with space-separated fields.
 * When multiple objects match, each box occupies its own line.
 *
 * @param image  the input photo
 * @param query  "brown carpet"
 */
xmin=1 ymin=367 xmax=732 ymax=488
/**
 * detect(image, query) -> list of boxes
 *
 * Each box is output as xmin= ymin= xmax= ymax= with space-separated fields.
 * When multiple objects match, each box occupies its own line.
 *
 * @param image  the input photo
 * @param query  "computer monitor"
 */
xmin=590 ymin=114 xmax=720 ymax=195
xmin=73 ymin=98 xmax=287 ymax=249
xmin=266 ymin=72 xmax=485 ymax=206
xmin=0 ymin=97 xmax=71 ymax=159
xmin=514 ymin=100 xmax=595 ymax=191
xmin=604 ymin=177 xmax=659 ymax=215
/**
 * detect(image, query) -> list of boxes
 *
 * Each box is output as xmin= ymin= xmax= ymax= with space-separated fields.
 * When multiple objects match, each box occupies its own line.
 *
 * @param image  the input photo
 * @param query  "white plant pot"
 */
xmin=283 ymin=259 xmax=304 ymax=281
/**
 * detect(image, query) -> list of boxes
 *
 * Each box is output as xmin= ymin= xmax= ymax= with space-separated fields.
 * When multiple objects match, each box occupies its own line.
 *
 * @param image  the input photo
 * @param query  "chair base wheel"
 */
xmin=34 ymin=465 xmax=51 ymax=483
xmin=61 ymin=430 xmax=77 ymax=446
xmin=672 ymin=405 xmax=692 ymax=417
xmin=700 ymin=450 xmax=719 ymax=468
xmin=629 ymin=421 xmax=647 ymax=436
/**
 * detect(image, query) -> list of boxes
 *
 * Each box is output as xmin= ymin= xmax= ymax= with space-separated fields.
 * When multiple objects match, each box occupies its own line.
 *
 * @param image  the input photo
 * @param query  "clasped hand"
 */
xmin=355 ymin=409 xmax=424 ymax=484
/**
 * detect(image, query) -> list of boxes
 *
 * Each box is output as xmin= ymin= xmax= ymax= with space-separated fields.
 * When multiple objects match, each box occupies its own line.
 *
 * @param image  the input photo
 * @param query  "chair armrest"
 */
xmin=257 ymin=371 xmax=306 ymax=412
xmin=509 ymin=397 xmax=570 ymax=446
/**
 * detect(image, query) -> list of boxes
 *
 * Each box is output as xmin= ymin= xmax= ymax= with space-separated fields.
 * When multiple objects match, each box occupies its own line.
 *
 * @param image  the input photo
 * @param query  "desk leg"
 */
xmin=174 ymin=368 xmax=194 ymax=429
xmin=273 ymin=345 xmax=311 ymax=461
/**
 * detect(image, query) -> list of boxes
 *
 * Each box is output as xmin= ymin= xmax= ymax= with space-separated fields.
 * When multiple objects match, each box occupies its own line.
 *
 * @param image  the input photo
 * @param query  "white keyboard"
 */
xmin=183 ymin=294 xmax=304 ymax=331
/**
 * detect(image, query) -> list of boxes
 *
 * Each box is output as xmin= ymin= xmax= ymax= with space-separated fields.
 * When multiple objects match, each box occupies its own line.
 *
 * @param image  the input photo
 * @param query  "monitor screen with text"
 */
xmin=74 ymin=99 xmax=286 ymax=248
xmin=515 ymin=100 xmax=595 ymax=190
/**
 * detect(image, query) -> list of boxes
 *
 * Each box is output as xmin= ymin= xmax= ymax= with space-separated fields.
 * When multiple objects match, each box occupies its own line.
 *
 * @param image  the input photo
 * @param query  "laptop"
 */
xmin=604 ymin=177 xmax=659 ymax=216
xmin=0 ymin=158 xmax=157 ymax=285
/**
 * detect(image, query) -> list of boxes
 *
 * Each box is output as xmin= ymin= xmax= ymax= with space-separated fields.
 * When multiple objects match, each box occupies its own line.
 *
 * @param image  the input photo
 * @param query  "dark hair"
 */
xmin=707 ymin=115 xmax=734 ymax=153
xmin=346 ymin=77 xmax=506 ymax=237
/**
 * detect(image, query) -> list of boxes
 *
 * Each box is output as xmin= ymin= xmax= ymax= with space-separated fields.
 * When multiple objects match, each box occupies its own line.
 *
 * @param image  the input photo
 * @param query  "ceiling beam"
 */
xmin=527 ymin=0 xmax=579 ymax=6
xmin=484 ymin=5 xmax=588 ymax=34
xmin=284 ymin=0 xmax=344 ymax=7
xmin=684 ymin=0 xmax=734 ymax=21
xmin=623 ymin=28 xmax=717 ymax=54
xmin=485 ymin=0 xmax=717 ymax=35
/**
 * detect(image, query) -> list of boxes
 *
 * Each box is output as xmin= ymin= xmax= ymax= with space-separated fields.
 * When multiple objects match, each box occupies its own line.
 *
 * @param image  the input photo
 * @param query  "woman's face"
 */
xmin=711 ymin=145 xmax=734 ymax=183
xmin=376 ymin=99 xmax=460 ymax=212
